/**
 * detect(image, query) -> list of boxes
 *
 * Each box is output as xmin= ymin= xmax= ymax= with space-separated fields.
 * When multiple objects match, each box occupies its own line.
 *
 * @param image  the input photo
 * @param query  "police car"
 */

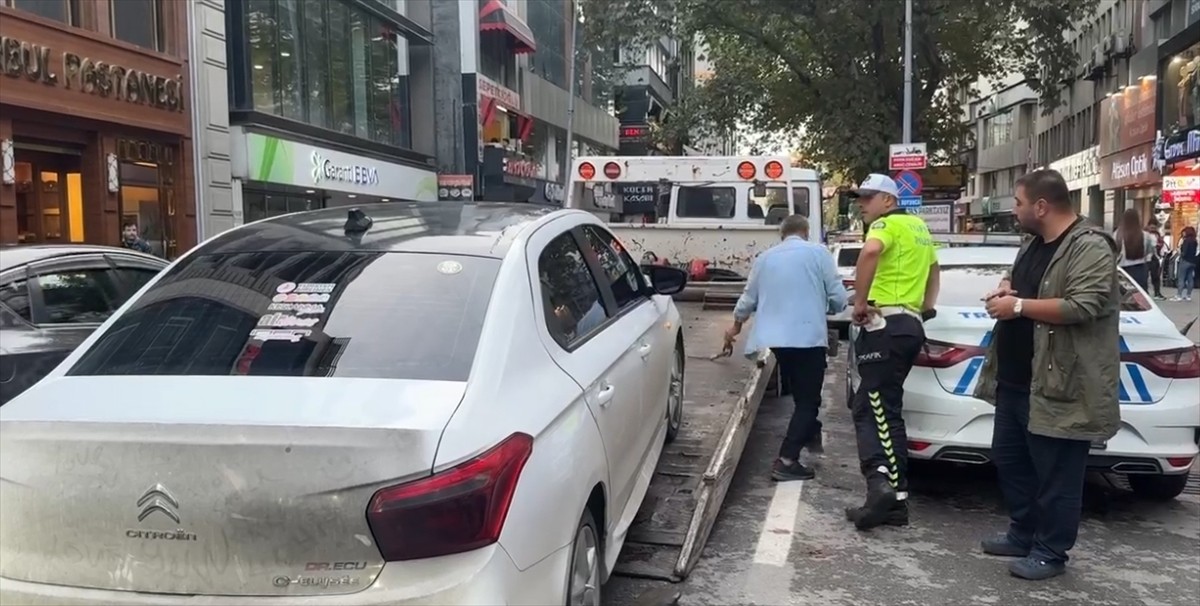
xmin=846 ymin=245 xmax=1200 ymax=500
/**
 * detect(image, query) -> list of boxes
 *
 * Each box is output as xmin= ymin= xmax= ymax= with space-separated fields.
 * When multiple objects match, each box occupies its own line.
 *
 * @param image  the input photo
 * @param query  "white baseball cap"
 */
xmin=848 ymin=173 xmax=900 ymax=199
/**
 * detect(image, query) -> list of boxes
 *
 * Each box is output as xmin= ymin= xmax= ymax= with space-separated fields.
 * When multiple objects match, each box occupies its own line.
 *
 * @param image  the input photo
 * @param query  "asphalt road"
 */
xmin=605 ymin=353 xmax=1200 ymax=606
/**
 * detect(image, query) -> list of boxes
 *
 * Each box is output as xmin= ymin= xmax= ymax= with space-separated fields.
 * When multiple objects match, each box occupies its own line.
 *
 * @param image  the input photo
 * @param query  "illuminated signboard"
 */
xmin=620 ymin=125 xmax=649 ymax=140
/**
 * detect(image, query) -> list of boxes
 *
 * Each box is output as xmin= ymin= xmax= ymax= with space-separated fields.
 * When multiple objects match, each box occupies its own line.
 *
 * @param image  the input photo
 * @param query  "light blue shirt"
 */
xmin=734 ymin=236 xmax=848 ymax=355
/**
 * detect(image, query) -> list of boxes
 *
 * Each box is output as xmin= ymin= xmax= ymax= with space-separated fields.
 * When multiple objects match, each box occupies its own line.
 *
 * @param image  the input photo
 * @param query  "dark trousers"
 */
xmin=992 ymin=386 xmax=1091 ymax=563
xmin=772 ymin=347 xmax=827 ymax=461
xmin=850 ymin=314 xmax=924 ymax=491
xmin=1148 ymin=256 xmax=1163 ymax=296
xmin=1125 ymin=262 xmax=1149 ymax=292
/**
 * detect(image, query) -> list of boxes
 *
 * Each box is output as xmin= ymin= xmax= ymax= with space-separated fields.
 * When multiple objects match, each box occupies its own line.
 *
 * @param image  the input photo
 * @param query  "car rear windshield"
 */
xmin=837 ymin=247 xmax=861 ymax=267
xmin=939 ymin=265 xmax=1152 ymax=312
xmin=68 ymin=251 xmax=499 ymax=382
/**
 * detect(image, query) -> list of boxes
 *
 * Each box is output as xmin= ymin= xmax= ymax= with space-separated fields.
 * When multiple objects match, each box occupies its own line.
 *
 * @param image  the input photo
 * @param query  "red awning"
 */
xmin=479 ymin=0 xmax=536 ymax=54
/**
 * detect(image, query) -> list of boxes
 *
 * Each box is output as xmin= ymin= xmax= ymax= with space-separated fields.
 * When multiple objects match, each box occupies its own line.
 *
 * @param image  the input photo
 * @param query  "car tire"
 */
xmin=666 ymin=341 xmax=684 ymax=444
xmin=565 ymin=508 xmax=602 ymax=606
xmin=1127 ymin=473 xmax=1189 ymax=501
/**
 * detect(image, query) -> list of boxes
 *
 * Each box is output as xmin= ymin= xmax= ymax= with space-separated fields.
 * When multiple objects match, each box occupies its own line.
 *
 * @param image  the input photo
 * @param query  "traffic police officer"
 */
xmin=844 ymin=174 xmax=940 ymax=530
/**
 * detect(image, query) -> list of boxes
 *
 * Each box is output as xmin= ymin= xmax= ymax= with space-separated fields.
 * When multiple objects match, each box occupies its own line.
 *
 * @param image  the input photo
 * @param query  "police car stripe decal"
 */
xmin=951 ymin=331 xmax=992 ymax=395
xmin=1119 ymin=336 xmax=1154 ymax=404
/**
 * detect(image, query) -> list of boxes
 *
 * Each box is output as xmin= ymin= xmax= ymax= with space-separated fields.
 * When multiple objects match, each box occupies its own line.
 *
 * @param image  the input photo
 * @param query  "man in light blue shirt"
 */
xmin=724 ymin=215 xmax=848 ymax=481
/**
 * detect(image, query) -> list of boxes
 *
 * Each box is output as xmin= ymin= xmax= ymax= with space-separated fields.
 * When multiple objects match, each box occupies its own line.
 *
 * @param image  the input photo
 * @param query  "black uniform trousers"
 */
xmin=850 ymin=313 xmax=925 ymax=491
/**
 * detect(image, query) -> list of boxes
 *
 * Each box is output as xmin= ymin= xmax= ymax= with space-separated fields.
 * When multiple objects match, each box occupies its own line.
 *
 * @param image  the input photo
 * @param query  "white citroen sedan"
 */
xmin=848 ymin=246 xmax=1200 ymax=500
xmin=0 ymin=202 xmax=689 ymax=605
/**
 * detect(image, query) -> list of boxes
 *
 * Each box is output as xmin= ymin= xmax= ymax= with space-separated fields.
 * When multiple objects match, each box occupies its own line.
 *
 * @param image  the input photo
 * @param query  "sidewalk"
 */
xmin=1157 ymin=287 xmax=1199 ymax=343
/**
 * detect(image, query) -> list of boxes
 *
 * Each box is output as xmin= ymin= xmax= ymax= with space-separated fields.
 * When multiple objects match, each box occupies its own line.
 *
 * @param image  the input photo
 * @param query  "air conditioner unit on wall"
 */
xmin=1093 ymin=44 xmax=1105 ymax=67
xmin=1102 ymin=35 xmax=1113 ymax=56
xmin=1113 ymin=31 xmax=1133 ymax=58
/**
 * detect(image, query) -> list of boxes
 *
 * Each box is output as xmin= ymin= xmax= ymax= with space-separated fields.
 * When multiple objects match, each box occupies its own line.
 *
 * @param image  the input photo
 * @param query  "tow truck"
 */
xmin=567 ymin=156 xmax=821 ymax=309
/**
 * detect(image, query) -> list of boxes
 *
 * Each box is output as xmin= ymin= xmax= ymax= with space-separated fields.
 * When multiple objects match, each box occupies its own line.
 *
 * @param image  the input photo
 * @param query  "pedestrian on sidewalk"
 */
xmin=1172 ymin=226 xmax=1196 ymax=302
xmin=972 ymin=169 xmax=1120 ymax=582
xmin=1113 ymin=209 xmax=1155 ymax=292
xmin=723 ymin=215 xmax=847 ymax=482
xmin=842 ymin=174 xmax=939 ymax=531
xmin=1145 ymin=219 xmax=1168 ymax=299
xmin=121 ymin=221 xmax=153 ymax=255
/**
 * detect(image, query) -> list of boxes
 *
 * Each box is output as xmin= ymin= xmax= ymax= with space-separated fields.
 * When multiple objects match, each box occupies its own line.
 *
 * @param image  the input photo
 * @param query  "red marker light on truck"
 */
xmin=764 ymin=160 xmax=784 ymax=179
xmin=603 ymin=162 xmax=622 ymax=179
xmin=737 ymin=161 xmax=756 ymax=180
xmin=578 ymin=162 xmax=596 ymax=180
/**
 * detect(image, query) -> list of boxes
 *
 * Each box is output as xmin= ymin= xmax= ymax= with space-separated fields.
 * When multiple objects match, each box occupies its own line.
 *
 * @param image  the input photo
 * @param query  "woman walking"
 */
xmin=1173 ymin=226 xmax=1197 ymax=302
xmin=1115 ymin=209 xmax=1156 ymax=291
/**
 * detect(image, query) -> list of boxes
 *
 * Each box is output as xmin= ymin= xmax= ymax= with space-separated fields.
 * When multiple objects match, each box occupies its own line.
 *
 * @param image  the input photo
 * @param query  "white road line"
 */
xmin=752 ymin=480 xmax=804 ymax=567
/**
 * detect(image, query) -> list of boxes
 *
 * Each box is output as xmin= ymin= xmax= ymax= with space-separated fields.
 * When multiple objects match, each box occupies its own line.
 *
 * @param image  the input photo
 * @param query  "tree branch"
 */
xmin=700 ymin=11 xmax=818 ymax=97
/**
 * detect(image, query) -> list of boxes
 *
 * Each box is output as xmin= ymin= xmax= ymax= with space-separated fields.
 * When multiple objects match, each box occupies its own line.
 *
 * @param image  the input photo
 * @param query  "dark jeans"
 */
xmin=850 ymin=314 xmax=924 ymax=491
xmin=992 ymin=386 xmax=1091 ymax=563
xmin=1124 ymin=262 xmax=1149 ymax=292
xmin=1148 ymin=256 xmax=1163 ymax=296
xmin=772 ymin=347 xmax=827 ymax=461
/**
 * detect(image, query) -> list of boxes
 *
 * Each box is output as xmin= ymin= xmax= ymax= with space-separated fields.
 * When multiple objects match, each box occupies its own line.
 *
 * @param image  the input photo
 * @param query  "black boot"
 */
xmin=845 ymin=499 xmax=908 ymax=527
xmin=845 ymin=473 xmax=898 ymax=530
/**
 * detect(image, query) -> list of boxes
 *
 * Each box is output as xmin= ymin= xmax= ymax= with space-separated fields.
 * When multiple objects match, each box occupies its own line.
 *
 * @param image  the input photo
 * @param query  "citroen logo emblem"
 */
xmin=137 ymin=483 xmax=181 ymax=524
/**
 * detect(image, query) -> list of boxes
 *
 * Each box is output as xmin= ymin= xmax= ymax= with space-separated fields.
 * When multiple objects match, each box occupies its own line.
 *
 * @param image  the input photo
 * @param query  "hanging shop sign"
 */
xmin=0 ymin=37 xmax=184 ymax=112
xmin=1101 ymin=142 xmax=1157 ymax=190
xmin=1161 ymin=125 xmax=1200 ymax=165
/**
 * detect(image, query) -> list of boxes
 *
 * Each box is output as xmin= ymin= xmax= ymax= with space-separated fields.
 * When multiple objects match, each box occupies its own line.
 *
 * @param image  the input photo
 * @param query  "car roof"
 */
xmin=197 ymin=201 xmax=561 ymax=259
xmin=937 ymin=246 xmax=1018 ymax=266
xmin=0 ymin=244 xmax=162 ymax=272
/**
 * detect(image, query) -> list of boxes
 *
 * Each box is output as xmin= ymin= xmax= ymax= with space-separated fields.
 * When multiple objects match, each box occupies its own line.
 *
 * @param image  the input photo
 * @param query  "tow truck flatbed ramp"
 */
xmin=612 ymin=304 xmax=776 ymax=582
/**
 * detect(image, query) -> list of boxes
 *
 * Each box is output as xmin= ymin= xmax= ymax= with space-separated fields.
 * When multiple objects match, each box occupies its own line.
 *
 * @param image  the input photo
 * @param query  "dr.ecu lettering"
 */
xmin=310 ymin=151 xmax=380 ymax=187
xmin=0 ymin=37 xmax=184 ymax=112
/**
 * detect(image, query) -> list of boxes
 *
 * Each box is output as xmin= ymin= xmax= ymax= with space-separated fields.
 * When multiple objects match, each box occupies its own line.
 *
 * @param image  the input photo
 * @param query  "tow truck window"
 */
xmin=676 ymin=187 xmax=736 ymax=219
xmin=756 ymin=187 xmax=811 ymax=217
xmin=837 ymin=247 xmax=861 ymax=267
xmin=67 ymin=251 xmax=499 ymax=382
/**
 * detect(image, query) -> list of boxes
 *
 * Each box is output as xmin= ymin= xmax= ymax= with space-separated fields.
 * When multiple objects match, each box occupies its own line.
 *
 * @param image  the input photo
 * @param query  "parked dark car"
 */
xmin=0 ymin=245 xmax=168 ymax=404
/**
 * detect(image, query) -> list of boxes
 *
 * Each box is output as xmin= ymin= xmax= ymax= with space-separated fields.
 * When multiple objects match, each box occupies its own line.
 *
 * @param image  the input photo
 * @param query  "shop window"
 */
xmin=7 ymin=0 xmax=80 ymax=25
xmin=111 ymin=0 xmax=166 ymax=52
xmin=242 ymin=0 xmax=413 ymax=149
xmin=117 ymin=140 xmax=179 ymax=259
xmin=1164 ymin=45 xmax=1200 ymax=133
xmin=243 ymin=191 xmax=320 ymax=223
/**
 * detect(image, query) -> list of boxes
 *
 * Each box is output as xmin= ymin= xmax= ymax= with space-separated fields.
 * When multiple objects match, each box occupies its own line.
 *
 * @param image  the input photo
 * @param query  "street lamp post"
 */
xmin=563 ymin=3 xmax=581 ymax=196
xmin=902 ymin=0 xmax=913 ymax=144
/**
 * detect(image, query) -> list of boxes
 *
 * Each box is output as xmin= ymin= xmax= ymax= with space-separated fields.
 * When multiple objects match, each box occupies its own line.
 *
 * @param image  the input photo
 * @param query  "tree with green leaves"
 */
xmin=580 ymin=0 xmax=1095 ymax=180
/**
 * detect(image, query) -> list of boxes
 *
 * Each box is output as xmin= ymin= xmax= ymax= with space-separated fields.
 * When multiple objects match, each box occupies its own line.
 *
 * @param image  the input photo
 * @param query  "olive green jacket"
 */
xmin=973 ymin=220 xmax=1121 ymax=441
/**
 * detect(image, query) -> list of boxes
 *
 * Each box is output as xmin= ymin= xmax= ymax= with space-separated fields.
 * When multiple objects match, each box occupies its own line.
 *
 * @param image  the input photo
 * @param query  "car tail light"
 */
xmin=1122 ymin=346 xmax=1200 ymax=379
xmin=603 ymin=161 xmax=622 ymax=179
xmin=737 ymin=161 xmax=756 ymax=180
xmin=366 ymin=433 xmax=533 ymax=561
xmin=914 ymin=340 xmax=985 ymax=368
xmin=1166 ymin=456 xmax=1195 ymax=468
xmin=578 ymin=162 xmax=596 ymax=180
xmin=908 ymin=441 xmax=932 ymax=452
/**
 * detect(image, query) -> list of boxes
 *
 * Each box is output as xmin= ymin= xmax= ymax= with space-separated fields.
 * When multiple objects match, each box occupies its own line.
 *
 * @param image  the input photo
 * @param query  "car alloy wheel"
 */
xmin=666 ymin=346 xmax=684 ymax=442
xmin=567 ymin=521 xmax=601 ymax=605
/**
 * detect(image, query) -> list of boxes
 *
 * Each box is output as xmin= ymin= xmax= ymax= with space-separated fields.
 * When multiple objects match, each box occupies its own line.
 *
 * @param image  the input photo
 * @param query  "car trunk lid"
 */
xmin=0 ymin=375 xmax=465 ymax=596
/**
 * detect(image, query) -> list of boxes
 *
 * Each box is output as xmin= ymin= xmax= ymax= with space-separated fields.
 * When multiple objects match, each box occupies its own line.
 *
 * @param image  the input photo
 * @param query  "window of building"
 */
xmin=676 ymin=187 xmax=736 ymax=219
xmin=7 ymin=0 xmax=80 ymax=25
xmin=983 ymin=109 xmax=1014 ymax=149
xmin=111 ymin=0 xmax=166 ymax=51
xmin=243 ymin=190 xmax=321 ymax=223
xmin=243 ymin=0 xmax=411 ymax=148
xmin=528 ymin=0 xmax=567 ymax=87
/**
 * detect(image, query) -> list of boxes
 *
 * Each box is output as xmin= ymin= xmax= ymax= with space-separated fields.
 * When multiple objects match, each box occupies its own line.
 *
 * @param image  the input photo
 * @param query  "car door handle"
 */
xmin=596 ymin=383 xmax=616 ymax=407
xmin=637 ymin=342 xmax=653 ymax=359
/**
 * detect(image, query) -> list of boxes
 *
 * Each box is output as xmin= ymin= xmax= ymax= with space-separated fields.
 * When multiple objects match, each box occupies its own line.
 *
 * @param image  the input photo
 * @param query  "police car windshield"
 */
xmin=937 ymin=264 xmax=1152 ymax=312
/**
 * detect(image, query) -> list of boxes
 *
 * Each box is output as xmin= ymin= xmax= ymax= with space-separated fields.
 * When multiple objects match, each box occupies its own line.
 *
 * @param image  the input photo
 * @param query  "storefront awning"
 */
xmin=479 ymin=0 xmax=536 ymax=54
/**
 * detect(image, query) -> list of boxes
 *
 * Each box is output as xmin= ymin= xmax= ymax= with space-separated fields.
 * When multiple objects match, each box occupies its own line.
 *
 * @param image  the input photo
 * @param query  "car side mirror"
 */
xmin=644 ymin=265 xmax=688 ymax=296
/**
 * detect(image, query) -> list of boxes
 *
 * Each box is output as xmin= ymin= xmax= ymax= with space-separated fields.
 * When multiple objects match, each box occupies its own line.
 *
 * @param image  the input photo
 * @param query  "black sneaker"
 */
xmin=771 ymin=459 xmax=815 ymax=482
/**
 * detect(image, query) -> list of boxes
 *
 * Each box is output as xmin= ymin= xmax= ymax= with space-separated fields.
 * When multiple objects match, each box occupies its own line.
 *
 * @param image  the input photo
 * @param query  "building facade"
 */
xmin=1154 ymin=0 xmax=1200 ymax=241
xmin=1 ymin=0 xmax=195 ymax=256
xmin=614 ymin=34 xmax=694 ymax=157
xmin=189 ymin=0 xmax=440 ymax=242
xmin=436 ymin=0 xmax=617 ymax=205
xmin=959 ymin=73 xmax=1038 ymax=232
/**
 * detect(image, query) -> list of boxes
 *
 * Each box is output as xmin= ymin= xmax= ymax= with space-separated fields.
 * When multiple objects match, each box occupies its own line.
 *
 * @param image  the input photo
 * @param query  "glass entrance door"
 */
xmin=12 ymin=148 xmax=84 ymax=245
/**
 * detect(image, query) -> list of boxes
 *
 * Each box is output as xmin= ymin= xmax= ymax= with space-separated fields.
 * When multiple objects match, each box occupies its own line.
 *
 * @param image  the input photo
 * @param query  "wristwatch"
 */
xmin=1013 ymin=298 xmax=1024 ymax=316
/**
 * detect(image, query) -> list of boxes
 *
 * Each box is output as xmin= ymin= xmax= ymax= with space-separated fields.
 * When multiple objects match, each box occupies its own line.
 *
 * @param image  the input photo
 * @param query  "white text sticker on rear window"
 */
xmin=249 ymin=328 xmax=312 ymax=342
xmin=257 ymin=313 xmax=320 ymax=328
xmin=276 ymin=282 xmax=336 ymax=294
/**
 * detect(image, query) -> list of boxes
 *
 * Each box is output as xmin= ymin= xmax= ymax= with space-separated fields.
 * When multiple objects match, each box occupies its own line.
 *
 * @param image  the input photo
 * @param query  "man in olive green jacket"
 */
xmin=972 ymin=169 xmax=1120 ymax=581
